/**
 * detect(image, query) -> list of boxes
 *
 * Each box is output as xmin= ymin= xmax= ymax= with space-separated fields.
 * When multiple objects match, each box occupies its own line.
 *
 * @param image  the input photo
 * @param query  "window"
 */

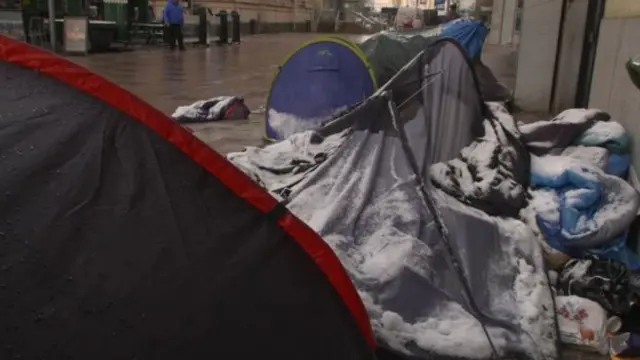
xmin=0 ymin=0 xmax=21 ymax=10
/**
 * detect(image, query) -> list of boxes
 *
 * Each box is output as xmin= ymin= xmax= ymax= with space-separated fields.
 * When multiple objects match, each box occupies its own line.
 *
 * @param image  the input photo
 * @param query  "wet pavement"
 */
xmin=69 ymin=33 xmax=520 ymax=154
xmin=70 ymin=33 xmax=367 ymax=154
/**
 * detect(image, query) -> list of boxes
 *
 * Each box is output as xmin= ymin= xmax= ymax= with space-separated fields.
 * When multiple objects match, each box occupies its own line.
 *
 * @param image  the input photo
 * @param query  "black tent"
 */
xmin=0 ymin=35 xmax=376 ymax=360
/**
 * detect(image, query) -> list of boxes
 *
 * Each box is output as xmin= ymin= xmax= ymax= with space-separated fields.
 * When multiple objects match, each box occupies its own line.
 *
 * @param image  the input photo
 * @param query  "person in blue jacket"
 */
xmin=163 ymin=0 xmax=185 ymax=51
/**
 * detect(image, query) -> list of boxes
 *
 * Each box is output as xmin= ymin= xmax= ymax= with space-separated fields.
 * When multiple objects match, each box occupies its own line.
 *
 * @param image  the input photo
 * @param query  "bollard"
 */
xmin=197 ymin=8 xmax=207 ymax=46
xmin=230 ymin=10 xmax=240 ymax=43
xmin=216 ymin=10 xmax=228 ymax=45
xmin=227 ymin=11 xmax=234 ymax=44
xmin=249 ymin=18 xmax=257 ymax=35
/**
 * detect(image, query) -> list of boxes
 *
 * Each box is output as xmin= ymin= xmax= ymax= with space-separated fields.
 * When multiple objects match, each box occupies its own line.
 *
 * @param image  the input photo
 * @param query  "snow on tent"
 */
xmin=0 ymin=35 xmax=377 ymax=360
xmin=230 ymin=37 xmax=558 ymax=360
xmin=359 ymin=19 xmax=512 ymax=102
xmin=265 ymin=36 xmax=377 ymax=141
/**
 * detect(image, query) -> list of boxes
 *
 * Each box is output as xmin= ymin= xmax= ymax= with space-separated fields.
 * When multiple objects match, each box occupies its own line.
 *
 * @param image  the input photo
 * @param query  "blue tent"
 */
xmin=439 ymin=19 xmax=489 ymax=59
xmin=265 ymin=37 xmax=377 ymax=141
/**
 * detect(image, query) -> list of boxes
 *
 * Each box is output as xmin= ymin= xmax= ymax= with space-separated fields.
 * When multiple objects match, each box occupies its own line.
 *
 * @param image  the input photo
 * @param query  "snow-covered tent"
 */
xmin=230 ymin=38 xmax=558 ymax=359
xmin=265 ymin=37 xmax=377 ymax=141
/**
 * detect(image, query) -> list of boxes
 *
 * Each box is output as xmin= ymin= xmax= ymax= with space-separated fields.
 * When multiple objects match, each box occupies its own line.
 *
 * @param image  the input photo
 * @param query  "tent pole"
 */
xmin=47 ymin=0 xmax=56 ymax=51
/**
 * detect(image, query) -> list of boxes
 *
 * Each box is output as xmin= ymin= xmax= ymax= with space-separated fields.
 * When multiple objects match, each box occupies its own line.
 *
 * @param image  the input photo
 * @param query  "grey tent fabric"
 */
xmin=229 ymin=39 xmax=557 ymax=359
xmin=474 ymin=60 xmax=513 ymax=103
xmin=519 ymin=109 xmax=610 ymax=156
xmin=325 ymin=37 xmax=487 ymax=167
xmin=429 ymin=102 xmax=530 ymax=218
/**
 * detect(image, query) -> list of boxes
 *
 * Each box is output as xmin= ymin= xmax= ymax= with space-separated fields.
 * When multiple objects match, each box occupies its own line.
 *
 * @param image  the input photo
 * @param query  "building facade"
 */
xmin=372 ymin=0 xmax=434 ymax=9
xmin=149 ymin=0 xmax=315 ymax=24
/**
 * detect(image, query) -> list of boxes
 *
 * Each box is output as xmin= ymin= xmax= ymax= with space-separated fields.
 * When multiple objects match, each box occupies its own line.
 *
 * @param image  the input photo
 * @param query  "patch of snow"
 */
xmin=529 ymin=189 xmax=560 ymax=223
xmin=530 ymin=154 xmax=575 ymax=180
xmin=486 ymin=102 xmax=519 ymax=134
xmin=559 ymin=258 xmax=591 ymax=284
xmin=592 ymin=182 xmax=639 ymax=225
xmin=374 ymin=302 xmax=509 ymax=359
xmin=493 ymin=217 xmax=557 ymax=359
xmin=268 ymin=106 xmax=348 ymax=139
xmin=562 ymin=146 xmax=609 ymax=170
xmin=520 ymin=192 xmax=572 ymax=271
xmin=554 ymin=108 xmax=608 ymax=124
xmin=579 ymin=120 xmax=626 ymax=144
xmin=227 ymin=130 xmax=349 ymax=196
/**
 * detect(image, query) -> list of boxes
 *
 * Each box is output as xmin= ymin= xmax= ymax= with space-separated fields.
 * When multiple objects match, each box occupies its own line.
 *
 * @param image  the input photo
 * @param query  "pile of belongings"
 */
xmin=229 ymin=96 xmax=558 ymax=359
xmin=227 ymin=40 xmax=640 ymax=359
xmin=515 ymin=108 xmax=640 ymax=356
xmin=519 ymin=109 xmax=640 ymax=271
xmin=437 ymin=103 xmax=640 ymax=355
xmin=171 ymin=96 xmax=250 ymax=123
xmin=229 ymin=103 xmax=640 ymax=359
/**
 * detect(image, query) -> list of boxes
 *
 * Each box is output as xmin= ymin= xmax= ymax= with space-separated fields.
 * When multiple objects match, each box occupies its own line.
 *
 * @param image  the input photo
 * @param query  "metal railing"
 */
xmin=350 ymin=10 xmax=386 ymax=27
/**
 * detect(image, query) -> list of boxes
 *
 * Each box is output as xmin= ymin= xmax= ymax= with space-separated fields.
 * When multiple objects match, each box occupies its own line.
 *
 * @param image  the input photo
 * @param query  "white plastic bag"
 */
xmin=556 ymin=295 xmax=609 ymax=354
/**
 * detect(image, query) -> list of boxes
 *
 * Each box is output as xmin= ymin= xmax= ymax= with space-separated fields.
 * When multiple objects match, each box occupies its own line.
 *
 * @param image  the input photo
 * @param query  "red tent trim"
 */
xmin=0 ymin=36 xmax=376 ymax=348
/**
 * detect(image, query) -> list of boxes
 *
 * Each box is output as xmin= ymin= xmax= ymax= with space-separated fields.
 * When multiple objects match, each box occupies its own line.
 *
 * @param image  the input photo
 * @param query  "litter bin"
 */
xmin=216 ymin=10 xmax=228 ymax=44
xmin=103 ymin=0 xmax=128 ymax=41
xmin=230 ymin=10 xmax=240 ymax=43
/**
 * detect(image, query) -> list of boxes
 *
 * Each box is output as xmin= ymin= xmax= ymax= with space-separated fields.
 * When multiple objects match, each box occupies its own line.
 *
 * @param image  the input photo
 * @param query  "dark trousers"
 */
xmin=166 ymin=24 xmax=185 ymax=49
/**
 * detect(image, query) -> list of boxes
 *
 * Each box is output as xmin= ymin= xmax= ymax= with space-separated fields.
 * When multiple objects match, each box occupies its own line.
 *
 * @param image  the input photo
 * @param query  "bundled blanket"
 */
xmin=529 ymin=155 xmax=639 ymax=252
xmin=172 ymin=96 xmax=250 ymax=123
xmin=522 ymin=111 xmax=640 ymax=270
xmin=429 ymin=102 xmax=530 ymax=218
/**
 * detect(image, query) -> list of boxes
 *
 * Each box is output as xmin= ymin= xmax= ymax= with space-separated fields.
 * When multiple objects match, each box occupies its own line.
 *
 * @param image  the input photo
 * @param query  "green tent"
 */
xmin=357 ymin=29 xmax=442 ymax=86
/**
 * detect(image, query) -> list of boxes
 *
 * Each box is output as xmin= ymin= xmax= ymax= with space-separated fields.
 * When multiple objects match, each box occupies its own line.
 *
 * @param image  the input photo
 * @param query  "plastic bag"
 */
xmin=556 ymin=295 xmax=609 ymax=354
xmin=558 ymin=257 xmax=634 ymax=315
